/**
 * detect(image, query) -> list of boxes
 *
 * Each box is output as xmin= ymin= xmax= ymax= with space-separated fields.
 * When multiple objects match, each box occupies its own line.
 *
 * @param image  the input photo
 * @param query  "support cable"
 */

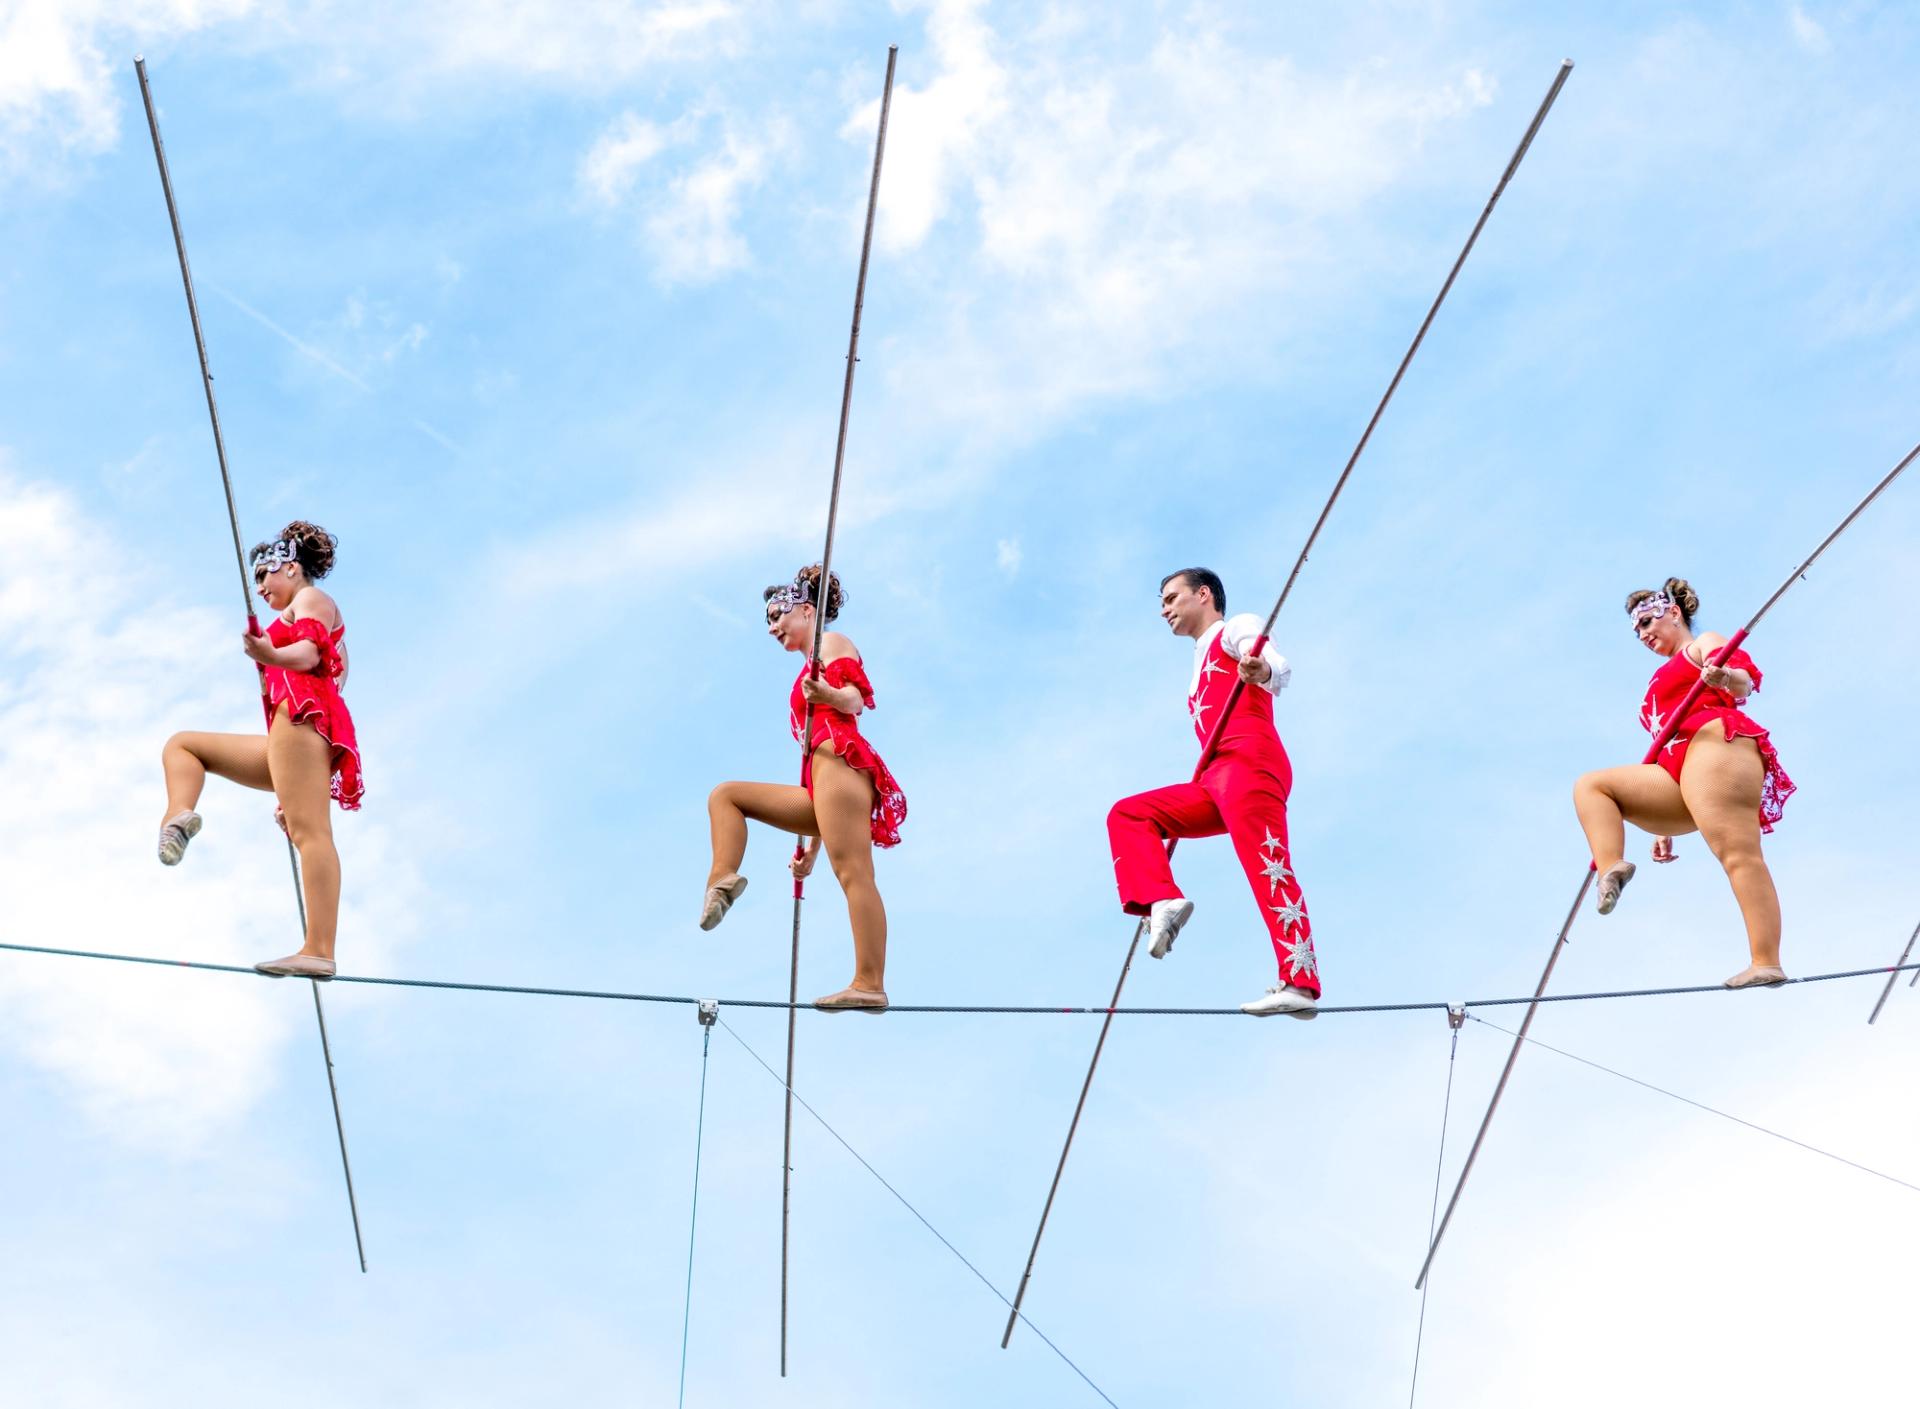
xmin=1001 ymin=60 xmax=1575 ymax=1346
xmin=717 ymin=1017 xmax=1118 ymax=1408
xmin=134 ymin=56 xmax=367 ymax=1273
xmin=1407 ymin=1006 xmax=1464 ymax=1408
xmin=782 ymin=44 xmax=897 ymax=1378
xmin=679 ymin=1001 xmax=718 ymax=1409
xmin=1867 ymin=915 xmax=1920 ymax=1025
xmin=1415 ymin=439 xmax=1920 ymax=1291
xmin=3 ymin=939 xmax=1914 ymax=1016
xmin=1468 ymin=1014 xmax=1920 ymax=1198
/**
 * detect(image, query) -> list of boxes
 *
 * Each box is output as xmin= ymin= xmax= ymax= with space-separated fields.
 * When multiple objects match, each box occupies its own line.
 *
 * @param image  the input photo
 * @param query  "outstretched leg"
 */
xmin=1210 ymin=760 xmax=1318 ymax=996
xmin=811 ymin=748 xmax=887 ymax=994
xmin=1679 ymin=723 xmax=1781 ymax=973
xmin=1106 ymin=782 xmax=1223 ymax=916
xmin=267 ymin=707 xmax=340 ymax=962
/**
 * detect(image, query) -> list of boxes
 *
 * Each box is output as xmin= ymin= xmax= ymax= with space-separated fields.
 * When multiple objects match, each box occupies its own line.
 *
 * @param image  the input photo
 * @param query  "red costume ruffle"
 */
xmin=260 ymin=615 xmax=364 ymax=811
xmin=789 ymin=656 xmax=907 ymax=848
xmin=1641 ymin=645 xmax=1793 ymax=832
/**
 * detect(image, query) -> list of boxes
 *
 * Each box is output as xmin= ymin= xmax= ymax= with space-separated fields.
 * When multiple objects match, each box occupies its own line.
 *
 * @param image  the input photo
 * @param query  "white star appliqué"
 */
xmin=1260 ymin=855 xmax=1293 ymax=893
xmin=1260 ymin=826 xmax=1285 ymax=854
xmin=1200 ymin=654 xmax=1227 ymax=682
xmin=1644 ymin=703 xmax=1667 ymax=737
xmin=1280 ymin=935 xmax=1318 ymax=980
xmin=1189 ymin=699 xmax=1211 ymax=730
xmin=1269 ymin=893 xmax=1307 ymax=932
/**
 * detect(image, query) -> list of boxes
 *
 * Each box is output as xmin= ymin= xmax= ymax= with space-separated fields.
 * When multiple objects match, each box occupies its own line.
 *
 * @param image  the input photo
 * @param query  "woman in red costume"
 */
xmin=157 ymin=520 xmax=362 ymax=980
xmin=1573 ymin=577 xmax=1795 ymax=988
xmin=703 ymin=564 xmax=906 ymax=1012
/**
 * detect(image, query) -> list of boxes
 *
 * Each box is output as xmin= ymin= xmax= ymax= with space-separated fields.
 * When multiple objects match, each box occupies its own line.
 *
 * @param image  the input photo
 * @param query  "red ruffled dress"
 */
xmin=788 ymin=656 xmax=907 ymax=848
xmin=260 ymin=615 xmax=364 ymax=811
xmin=1641 ymin=644 xmax=1793 ymax=832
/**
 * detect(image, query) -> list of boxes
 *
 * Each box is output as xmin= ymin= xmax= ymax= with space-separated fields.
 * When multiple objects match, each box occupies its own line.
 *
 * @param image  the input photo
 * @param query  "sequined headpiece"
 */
xmin=766 ymin=575 xmax=823 ymax=620
xmin=1629 ymin=591 xmax=1673 ymax=626
xmin=250 ymin=538 xmax=301 ymax=576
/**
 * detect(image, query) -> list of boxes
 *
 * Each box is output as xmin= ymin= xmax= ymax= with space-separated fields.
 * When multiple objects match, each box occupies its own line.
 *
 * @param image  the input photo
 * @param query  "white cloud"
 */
xmin=1788 ymin=3 xmax=1831 ymax=54
xmin=643 ymin=125 xmax=777 ymax=283
xmin=578 ymin=111 xmax=673 ymax=206
xmin=0 ymin=0 xmax=742 ymax=183
xmin=0 ymin=464 xmax=422 ymax=1152
xmin=995 ymin=536 xmax=1021 ymax=576
xmin=844 ymin=3 xmax=1501 ymax=442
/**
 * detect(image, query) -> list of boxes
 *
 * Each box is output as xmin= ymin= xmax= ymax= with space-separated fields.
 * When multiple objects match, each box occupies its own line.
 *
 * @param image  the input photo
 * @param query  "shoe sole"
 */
xmin=158 ymin=813 xmax=202 ymax=867
xmin=1242 ymin=1003 xmax=1319 ymax=1020
xmin=700 ymin=875 xmax=749 ymax=931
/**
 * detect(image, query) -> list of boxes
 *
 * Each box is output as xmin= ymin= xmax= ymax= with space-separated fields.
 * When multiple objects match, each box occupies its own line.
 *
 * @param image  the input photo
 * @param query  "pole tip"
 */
xmin=889 ymin=43 xmax=899 ymax=53
xmin=135 ymin=53 xmax=144 ymax=64
xmin=1561 ymin=58 xmax=1575 ymax=70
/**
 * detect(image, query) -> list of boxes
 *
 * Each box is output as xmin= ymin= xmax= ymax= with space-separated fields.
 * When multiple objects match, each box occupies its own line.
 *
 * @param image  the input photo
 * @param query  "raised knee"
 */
xmin=163 ymin=731 xmax=189 ymax=759
xmin=1108 ymin=798 xmax=1141 ymax=829
xmin=707 ymin=782 xmax=736 ymax=811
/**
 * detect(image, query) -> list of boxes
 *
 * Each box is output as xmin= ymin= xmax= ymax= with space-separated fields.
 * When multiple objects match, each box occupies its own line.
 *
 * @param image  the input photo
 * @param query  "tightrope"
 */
xmin=3 ymin=940 xmax=1914 ymax=1016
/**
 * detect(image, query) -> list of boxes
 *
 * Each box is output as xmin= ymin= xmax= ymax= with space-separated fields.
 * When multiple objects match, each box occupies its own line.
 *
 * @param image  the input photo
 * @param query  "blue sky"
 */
xmin=3 ymin=2 xmax=1919 ymax=1405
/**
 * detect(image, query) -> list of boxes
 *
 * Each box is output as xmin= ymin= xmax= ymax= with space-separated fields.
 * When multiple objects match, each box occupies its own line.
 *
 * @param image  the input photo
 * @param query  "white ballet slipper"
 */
xmin=254 ymin=952 xmax=336 ymax=979
xmin=700 ymin=873 xmax=749 ymax=931
xmin=1595 ymin=861 xmax=1636 ymax=916
xmin=1723 ymin=964 xmax=1788 ymax=989
xmin=158 ymin=811 xmax=202 ymax=867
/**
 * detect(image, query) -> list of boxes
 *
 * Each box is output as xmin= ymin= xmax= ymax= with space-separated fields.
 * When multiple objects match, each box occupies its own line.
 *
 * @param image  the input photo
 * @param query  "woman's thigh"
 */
xmin=175 ymin=731 xmax=274 ymax=792
xmin=810 ymin=750 xmax=876 ymax=873
xmin=267 ymin=709 xmax=336 ymax=832
xmin=1583 ymin=763 xmax=1697 ymax=837
xmin=1678 ymin=724 xmax=1764 ymax=848
xmin=717 ymin=780 xmax=819 ymax=836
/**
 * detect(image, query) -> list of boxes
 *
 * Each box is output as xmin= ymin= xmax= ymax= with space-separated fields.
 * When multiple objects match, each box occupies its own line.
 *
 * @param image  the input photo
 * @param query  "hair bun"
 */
xmin=1663 ymin=576 xmax=1700 ymax=618
xmin=281 ymin=520 xmax=338 ymax=580
xmin=794 ymin=563 xmax=845 ymax=623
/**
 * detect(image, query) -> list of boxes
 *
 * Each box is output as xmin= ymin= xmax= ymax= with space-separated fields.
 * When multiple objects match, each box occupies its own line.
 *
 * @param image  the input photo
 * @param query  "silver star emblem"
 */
xmin=1280 ymin=935 xmax=1318 ymax=980
xmin=1200 ymin=655 xmax=1227 ymax=680
xmin=1270 ymin=894 xmax=1307 ymax=931
xmin=1644 ymin=704 xmax=1667 ymax=737
xmin=1190 ymin=699 xmax=1210 ymax=728
xmin=1260 ymin=855 xmax=1293 ymax=892
xmin=1260 ymin=827 xmax=1284 ymax=853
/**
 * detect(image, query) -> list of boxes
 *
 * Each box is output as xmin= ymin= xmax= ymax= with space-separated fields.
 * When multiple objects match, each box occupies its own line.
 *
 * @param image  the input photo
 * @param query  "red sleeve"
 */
xmin=1723 ymin=646 xmax=1761 ymax=694
xmin=823 ymin=656 xmax=876 ymax=709
xmin=286 ymin=618 xmax=344 ymax=678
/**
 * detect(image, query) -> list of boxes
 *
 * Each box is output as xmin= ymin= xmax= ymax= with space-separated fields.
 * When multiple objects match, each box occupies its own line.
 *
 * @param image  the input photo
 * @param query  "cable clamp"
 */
xmin=697 ymin=998 xmax=719 ymax=1027
xmin=1446 ymin=1002 xmax=1466 ymax=1030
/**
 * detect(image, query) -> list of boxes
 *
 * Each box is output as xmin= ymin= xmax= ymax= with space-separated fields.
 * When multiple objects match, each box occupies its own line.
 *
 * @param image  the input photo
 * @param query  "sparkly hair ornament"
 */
xmin=250 ymin=538 xmax=301 ymax=575
xmin=763 ymin=579 xmax=815 ymax=617
xmin=1629 ymin=591 xmax=1674 ymax=626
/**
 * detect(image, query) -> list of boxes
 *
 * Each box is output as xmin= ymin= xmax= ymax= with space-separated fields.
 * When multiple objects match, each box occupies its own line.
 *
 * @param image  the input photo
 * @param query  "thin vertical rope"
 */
xmin=136 ymin=55 xmax=367 ymax=1272
xmin=1002 ymin=58 xmax=1575 ymax=1348
xmin=782 ymin=44 xmax=898 ymax=1378
xmin=1408 ymin=1015 xmax=1463 ymax=1408
xmin=678 ymin=1020 xmax=714 ymax=1409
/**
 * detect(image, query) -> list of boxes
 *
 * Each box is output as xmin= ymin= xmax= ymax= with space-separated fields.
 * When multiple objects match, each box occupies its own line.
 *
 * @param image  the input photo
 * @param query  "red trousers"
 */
xmin=1107 ymin=745 xmax=1319 ymax=995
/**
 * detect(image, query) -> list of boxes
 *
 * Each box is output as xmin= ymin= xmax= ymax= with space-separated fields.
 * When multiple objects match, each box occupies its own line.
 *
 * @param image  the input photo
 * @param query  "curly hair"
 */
xmin=252 ymin=520 xmax=338 ymax=580
xmin=764 ymin=563 xmax=845 ymax=622
xmin=1626 ymin=576 xmax=1698 ymax=627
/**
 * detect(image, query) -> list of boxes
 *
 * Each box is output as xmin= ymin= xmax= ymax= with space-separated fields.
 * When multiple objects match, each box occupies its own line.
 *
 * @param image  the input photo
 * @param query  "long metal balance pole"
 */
xmin=1001 ymin=59 xmax=1575 ymax=1347
xmin=1415 ymin=439 xmax=1920 ymax=1290
xmin=135 ymin=56 xmax=368 ymax=1273
xmin=782 ymin=44 xmax=897 ymax=1377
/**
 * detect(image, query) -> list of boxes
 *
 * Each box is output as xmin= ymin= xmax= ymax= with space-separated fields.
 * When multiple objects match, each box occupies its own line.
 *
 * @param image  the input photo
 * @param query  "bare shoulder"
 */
xmin=292 ymin=585 xmax=340 ymax=627
xmin=1693 ymin=630 xmax=1730 ymax=654
xmin=820 ymin=631 xmax=860 ymax=663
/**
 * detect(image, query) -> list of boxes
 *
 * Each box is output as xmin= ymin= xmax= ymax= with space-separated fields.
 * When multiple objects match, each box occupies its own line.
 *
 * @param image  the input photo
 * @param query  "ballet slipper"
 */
xmin=158 ymin=811 xmax=202 ymax=866
xmin=700 ymin=873 xmax=749 ymax=931
xmin=1723 ymin=964 xmax=1788 ymax=989
xmin=812 ymin=985 xmax=889 ymax=1013
xmin=254 ymin=952 xmax=336 ymax=979
xmin=1595 ymin=861 xmax=1636 ymax=916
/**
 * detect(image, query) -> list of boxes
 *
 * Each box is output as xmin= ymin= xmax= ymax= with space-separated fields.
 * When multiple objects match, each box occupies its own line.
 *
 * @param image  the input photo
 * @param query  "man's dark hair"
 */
xmin=1160 ymin=567 xmax=1226 ymax=615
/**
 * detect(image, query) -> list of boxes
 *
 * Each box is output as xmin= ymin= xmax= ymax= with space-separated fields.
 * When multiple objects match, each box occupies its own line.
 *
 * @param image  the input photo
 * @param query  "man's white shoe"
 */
xmin=1146 ymin=898 xmax=1194 ymax=959
xmin=1240 ymin=983 xmax=1318 ymax=1020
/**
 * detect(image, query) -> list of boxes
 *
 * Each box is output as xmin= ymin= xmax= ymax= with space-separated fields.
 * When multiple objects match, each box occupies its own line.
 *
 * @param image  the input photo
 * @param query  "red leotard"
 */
xmin=789 ymin=656 xmax=907 ymax=848
xmin=260 ymin=614 xmax=364 ymax=811
xmin=1641 ymin=644 xmax=1793 ymax=831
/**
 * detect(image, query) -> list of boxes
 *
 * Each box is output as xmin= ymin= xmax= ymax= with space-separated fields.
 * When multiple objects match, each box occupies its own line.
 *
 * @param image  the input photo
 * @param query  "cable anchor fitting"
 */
xmin=697 ymin=998 xmax=718 ymax=1027
xmin=1446 ymin=1003 xmax=1466 ymax=1030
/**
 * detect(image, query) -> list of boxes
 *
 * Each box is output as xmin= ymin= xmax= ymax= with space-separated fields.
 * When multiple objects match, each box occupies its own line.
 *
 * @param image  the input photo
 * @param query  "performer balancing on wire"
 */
xmin=1573 ymin=577 xmax=1797 ymax=989
xmin=703 ymin=564 xmax=907 ymax=1012
xmin=1107 ymin=568 xmax=1321 ymax=1018
xmin=157 ymin=521 xmax=363 ymax=979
